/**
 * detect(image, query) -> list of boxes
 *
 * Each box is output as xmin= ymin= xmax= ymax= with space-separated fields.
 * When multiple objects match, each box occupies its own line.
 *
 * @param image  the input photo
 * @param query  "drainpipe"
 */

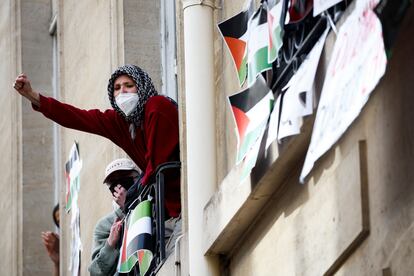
xmin=182 ymin=1 xmax=219 ymax=275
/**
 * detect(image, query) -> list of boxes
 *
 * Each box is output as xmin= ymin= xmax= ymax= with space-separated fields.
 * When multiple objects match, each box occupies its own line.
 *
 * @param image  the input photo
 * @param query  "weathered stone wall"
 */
xmin=124 ymin=0 xmax=162 ymax=90
xmin=206 ymin=2 xmax=414 ymax=275
xmin=0 ymin=0 xmax=22 ymax=274
xmin=20 ymin=0 xmax=55 ymax=275
xmin=0 ymin=0 xmax=57 ymax=275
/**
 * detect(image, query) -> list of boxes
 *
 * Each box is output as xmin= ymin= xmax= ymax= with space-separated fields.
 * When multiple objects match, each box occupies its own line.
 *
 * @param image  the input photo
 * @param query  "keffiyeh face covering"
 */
xmin=107 ymin=64 xmax=158 ymax=139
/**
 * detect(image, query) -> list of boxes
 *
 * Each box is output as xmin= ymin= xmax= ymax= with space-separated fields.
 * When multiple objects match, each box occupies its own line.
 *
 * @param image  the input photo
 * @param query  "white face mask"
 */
xmin=115 ymin=93 xmax=139 ymax=116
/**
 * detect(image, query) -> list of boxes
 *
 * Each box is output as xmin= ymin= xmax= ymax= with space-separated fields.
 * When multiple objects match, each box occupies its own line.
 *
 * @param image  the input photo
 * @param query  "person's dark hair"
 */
xmin=52 ymin=204 xmax=60 ymax=228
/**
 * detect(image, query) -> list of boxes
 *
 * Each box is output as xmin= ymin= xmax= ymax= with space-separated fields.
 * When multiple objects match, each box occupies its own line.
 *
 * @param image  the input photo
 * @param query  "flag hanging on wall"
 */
xmin=246 ymin=3 xmax=273 ymax=87
xmin=229 ymin=75 xmax=274 ymax=164
xmin=118 ymin=200 xmax=154 ymax=275
xmin=218 ymin=0 xmax=254 ymax=86
xmin=266 ymin=0 xmax=285 ymax=63
xmin=65 ymin=142 xmax=82 ymax=212
xmin=64 ymin=142 xmax=83 ymax=276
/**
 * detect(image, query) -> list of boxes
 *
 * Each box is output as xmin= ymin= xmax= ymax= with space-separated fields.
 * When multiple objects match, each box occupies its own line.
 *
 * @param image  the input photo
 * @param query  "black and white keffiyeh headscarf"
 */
xmin=108 ymin=64 xmax=158 ymax=139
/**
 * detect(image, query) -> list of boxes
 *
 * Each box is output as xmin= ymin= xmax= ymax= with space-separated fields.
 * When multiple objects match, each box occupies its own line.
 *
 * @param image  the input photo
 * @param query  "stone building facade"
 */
xmin=1 ymin=0 xmax=413 ymax=275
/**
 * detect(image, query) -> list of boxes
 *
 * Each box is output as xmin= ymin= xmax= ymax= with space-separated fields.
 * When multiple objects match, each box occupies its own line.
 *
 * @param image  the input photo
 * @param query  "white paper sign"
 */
xmin=265 ymin=94 xmax=282 ymax=149
xmin=356 ymin=0 xmax=380 ymax=14
xmin=69 ymin=205 xmax=82 ymax=276
xmin=278 ymin=27 xmax=329 ymax=140
xmin=300 ymin=8 xmax=387 ymax=182
xmin=278 ymin=114 xmax=303 ymax=140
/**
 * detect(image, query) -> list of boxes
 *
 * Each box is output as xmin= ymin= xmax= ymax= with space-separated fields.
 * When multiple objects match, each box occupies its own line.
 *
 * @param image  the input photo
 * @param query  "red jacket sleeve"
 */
xmin=141 ymin=97 xmax=179 ymax=185
xmin=33 ymin=94 xmax=125 ymax=145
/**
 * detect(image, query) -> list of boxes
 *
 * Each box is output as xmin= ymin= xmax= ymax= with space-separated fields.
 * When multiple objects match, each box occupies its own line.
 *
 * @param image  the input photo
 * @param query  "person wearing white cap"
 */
xmin=88 ymin=158 xmax=141 ymax=276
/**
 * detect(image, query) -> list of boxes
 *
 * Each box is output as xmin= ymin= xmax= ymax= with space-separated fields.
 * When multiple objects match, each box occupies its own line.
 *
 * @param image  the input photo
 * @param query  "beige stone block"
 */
xmin=382 ymin=223 xmax=414 ymax=276
xmin=124 ymin=0 xmax=162 ymax=89
xmin=230 ymin=141 xmax=369 ymax=276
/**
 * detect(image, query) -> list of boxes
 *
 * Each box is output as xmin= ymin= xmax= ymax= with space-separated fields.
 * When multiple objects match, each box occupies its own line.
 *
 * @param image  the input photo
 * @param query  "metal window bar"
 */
xmin=150 ymin=161 xmax=181 ymax=275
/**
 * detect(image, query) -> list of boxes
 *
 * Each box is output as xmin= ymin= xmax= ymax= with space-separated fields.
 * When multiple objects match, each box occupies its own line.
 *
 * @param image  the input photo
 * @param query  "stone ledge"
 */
xmin=203 ymin=117 xmax=314 ymax=255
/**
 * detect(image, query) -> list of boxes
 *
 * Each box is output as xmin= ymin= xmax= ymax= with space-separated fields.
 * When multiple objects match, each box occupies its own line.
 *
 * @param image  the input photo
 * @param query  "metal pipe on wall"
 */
xmin=182 ymin=0 xmax=219 ymax=275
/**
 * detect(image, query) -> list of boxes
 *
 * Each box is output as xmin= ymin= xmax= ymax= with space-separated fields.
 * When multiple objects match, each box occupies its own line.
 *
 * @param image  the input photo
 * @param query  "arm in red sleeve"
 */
xmin=141 ymin=97 xmax=179 ymax=185
xmin=32 ymin=94 xmax=125 ymax=143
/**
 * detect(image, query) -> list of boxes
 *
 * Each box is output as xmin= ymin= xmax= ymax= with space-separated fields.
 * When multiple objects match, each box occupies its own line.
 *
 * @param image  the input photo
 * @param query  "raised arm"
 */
xmin=13 ymin=74 xmax=127 ymax=144
xmin=13 ymin=74 xmax=40 ymax=107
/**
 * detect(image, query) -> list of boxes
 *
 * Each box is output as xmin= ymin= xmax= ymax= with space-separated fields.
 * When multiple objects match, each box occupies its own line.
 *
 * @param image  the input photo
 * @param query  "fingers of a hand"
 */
xmin=41 ymin=231 xmax=51 ymax=239
xmin=114 ymin=185 xmax=122 ymax=193
xmin=119 ymin=187 xmax=126 ymax=195
xmin=111 ymin=223 xmax=122 ymax=236
xmin=111 ymin=221 xmax=119 ymax=230
xmin=13 ymin=79 xmax=27 ymax=90
xmin=49 ymin=236 xmax=58 ymax=244
xmin=13 ymin=81 xmax=22 ymax=89
xmin=114 ymin=220 xmax=121 ymax=228
xmin=15 ymin=75 xmax=26 ymax=83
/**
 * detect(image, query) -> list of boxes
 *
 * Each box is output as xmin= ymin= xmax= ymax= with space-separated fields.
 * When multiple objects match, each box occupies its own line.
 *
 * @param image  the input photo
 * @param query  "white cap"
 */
xmin=103 ymin=158 xmax=140 ymax=183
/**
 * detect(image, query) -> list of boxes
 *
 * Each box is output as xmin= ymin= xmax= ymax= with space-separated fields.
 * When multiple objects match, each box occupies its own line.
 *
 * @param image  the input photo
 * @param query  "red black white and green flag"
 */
xmin=246 ymin=3 xmax=273 ymax=87
xmin=118 ymin=200 xmax=153 ymax=275
xmin=229 ymin=75 xmax=274 ymax=164
xmin=65 ymin=142 xmax=82 ymax=212
xmin=218 ymin=0 xmax=254 ymax=86
xmin=266 ymin=0 xmax=285 ymax=63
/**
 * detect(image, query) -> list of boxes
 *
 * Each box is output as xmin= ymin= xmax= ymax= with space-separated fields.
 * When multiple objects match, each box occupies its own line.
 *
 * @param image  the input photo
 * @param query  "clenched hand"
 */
xmin=13 ymin=74 xmax=40 ymax=107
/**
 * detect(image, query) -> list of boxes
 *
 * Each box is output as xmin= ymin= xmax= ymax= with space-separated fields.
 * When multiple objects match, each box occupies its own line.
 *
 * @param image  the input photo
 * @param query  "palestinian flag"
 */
xmin=65 ymin=173 xmax=80 ymax=212
xmin=118 ymin=200 xmax=153 ymax=275
xmin=229 ymin=75 xmax=274 ymax=164
xmin=240 ymin=123 xmax=267 ymax=182
xmin=65 ymin=143 xmax=82 ymax=212
xmin=246 ymin=3 xmax=273 ymax=87
xmin=218 ymin=0 xmax=254 ymax=86
xmin=64 ymin=170 xmax=72 ymax=212
xmin=266 ymin=0 xmax=284 ymax=63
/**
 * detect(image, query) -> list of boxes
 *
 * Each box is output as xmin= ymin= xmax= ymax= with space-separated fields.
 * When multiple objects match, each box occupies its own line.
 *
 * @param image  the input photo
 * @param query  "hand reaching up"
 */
xmin=41 ymin=231 xmax=60 ymax=265
xmin=113 ymin=185 xmax=127 ymax=210
xmin=108 ymin=218 xmax=123 ymax=248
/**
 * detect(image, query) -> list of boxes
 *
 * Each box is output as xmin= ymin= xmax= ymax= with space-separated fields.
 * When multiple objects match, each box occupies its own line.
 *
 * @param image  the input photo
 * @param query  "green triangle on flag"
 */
xmin=229 ymin=75 xmax=274 ymax=164
xmin=266 ymin=0 xmax=284 ymax=63
xmin=117 ymin=200 xmax=154 ymax=274
xmin=247 ymin=3 xmax=273 ymax=87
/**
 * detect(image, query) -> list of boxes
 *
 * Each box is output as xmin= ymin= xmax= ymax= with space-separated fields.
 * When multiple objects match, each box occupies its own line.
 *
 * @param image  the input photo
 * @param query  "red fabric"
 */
xmin=34 ymin=94 xmax=181 ymax=217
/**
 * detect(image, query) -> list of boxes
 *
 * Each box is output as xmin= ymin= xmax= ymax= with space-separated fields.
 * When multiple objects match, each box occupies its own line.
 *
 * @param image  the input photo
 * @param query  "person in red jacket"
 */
xmin=13 ymin=65 xmax=180 ymax=218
